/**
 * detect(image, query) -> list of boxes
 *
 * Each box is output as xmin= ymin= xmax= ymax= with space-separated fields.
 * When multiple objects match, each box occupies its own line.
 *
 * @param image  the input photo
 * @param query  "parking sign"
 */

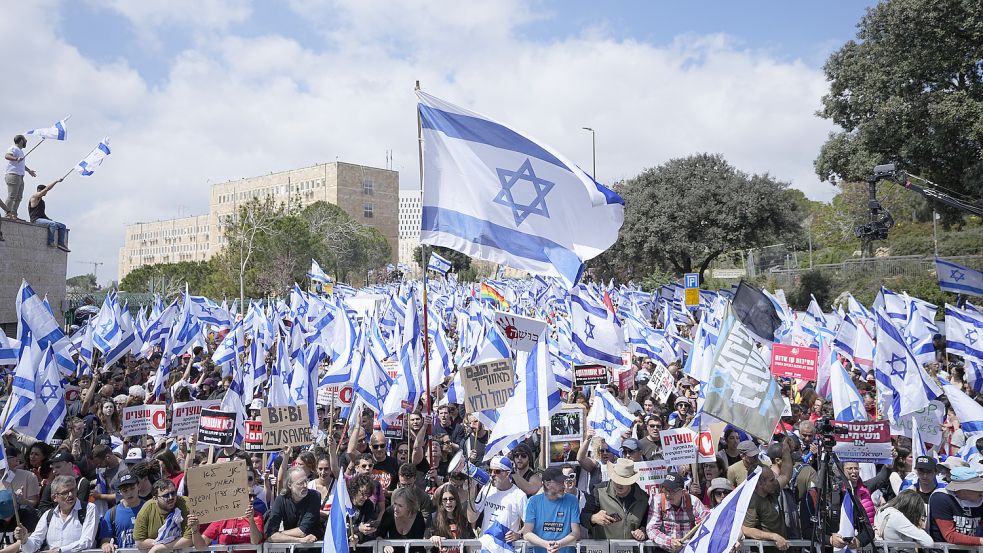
xmin=684 ymin=273 xmax=699 ymax=289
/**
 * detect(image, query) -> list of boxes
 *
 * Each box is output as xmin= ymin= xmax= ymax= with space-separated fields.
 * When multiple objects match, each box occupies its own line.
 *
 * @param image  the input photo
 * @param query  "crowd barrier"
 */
xmin=67 ymin=540 xmax=983 ymax=553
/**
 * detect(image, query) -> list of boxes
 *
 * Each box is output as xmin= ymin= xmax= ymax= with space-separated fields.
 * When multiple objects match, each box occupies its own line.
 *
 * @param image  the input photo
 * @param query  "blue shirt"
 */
xmin=97 ymin=501 xmax=144 ymax=548
xmin=523 ymin=493 xmax=580 ymax=553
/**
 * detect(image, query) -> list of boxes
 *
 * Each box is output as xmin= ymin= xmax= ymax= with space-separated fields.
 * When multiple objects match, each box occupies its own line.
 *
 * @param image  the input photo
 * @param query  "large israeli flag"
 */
xmin=570 ymin=284 xmax=625 ymax=367
xmin=681 ymin=469 xmax=761 ymax=553
xmin=75 ymin=137 xmax=111 ymax=176
xmin=417 ymin=91 xmax=624 ymax=288
xmin=25 ymin=116 xmax=69 ymax=141
xmin=586 ymin=387 xmax=635 ymax=451
xmin=937 ymin=258 xmax=983 ymax=297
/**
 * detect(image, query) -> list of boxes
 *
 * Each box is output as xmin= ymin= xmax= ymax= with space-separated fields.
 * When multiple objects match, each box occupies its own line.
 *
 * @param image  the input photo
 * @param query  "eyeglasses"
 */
xmin=563 ymin=474 xmax=576 ymax=481
xmin=370 ymin=444 xmax=387 ymax=450
xmin=489 ymin=469 xmax=507 ymax=475
xmin=713 ymin=491 xmax=729 ymax=497
xmin=441 ymin=497 xmax=457 ymax=503
xmin=158 ymin=492 xmax=177 ymax=500
xmin=54 ymin=489 xmax=75 ymax=497
xmin=513 ymin=453 xmax=528 ymax=458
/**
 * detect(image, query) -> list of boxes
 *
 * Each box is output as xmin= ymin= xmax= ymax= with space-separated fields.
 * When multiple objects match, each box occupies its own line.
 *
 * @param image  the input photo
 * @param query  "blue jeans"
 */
xmin=34 ymin=218 xmax=68 ymax=246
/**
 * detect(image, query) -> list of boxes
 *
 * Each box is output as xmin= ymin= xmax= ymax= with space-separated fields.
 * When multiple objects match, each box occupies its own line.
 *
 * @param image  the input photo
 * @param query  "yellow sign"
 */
xmin=684 ymin=287 xmax=700 ymax=306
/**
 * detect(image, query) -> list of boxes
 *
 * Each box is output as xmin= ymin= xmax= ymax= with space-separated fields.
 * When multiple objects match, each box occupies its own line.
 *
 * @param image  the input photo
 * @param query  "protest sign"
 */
xmin=890 ymin=400 xmax=944 ymax=446
xmin=574 ymin=365 xmax=609 ymax=387
xmin=635 ymin=459 xmax=669 ymax=493
xmin=770 ymin=344 xmax=819 ymax=380
xmin=460 ymin=358 xmax=515 ymax=412
xmin=197 ymin=408 xmax=236 ymax=447
xmin=549 ymin=407 xmax=583 ymax=442
xmin=172 ymin=399 xmax=223 ymax=436
xmin=697 ymin=430 xmax=717 ymax=463
xmin=646 ymin=364 xmax=675 ymax=404
xmin=243 ymin=420 xmax=265 ymax=452
xmin=617 ymin=366 xmax=637 ymax=393
xmin=122 ymin=404 xmax=167 ymax=437
xmin=382 ymin=360 xmax=399 ymax=380
xmin=659 ymin=428 xmax=698 ymax=466
xmin=261 ymin=405 xmax=313 ymax=449
xmin=316 ymin=385 xmax=353 ymax=408
xmin=494 ymin=311 xmax=547 ymax=353
xmin=833 ymin=420 xmax=892 ymax=464
xmin=383 ymin=414 xmax=405 ymax=440
xmin=185 ymin=459 xmax=250 ymax=525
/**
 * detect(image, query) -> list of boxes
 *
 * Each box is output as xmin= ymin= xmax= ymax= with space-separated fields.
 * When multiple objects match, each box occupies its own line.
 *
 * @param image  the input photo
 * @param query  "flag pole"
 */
xmin=23 ymin=138 xmax=45 ymax=158
xmin=416 ymin=80 xmax=434 ymax=467
xmin=60 ymin=166 xmax=74 ymax=181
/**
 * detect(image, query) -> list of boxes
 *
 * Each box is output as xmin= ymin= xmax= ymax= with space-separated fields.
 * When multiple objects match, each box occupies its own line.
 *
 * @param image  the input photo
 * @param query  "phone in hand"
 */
xmin=609 ymin=513 xmax=622 ymax=522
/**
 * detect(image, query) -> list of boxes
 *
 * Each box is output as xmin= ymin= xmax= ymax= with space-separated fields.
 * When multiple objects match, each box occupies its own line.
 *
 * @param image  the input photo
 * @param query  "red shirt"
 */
xmin=203 ymin=516 xmax=265 ymax=545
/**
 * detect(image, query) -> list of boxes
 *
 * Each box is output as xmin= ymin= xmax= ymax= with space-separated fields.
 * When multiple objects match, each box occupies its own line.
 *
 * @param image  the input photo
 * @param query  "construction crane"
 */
xmin=75 ymin=260 xmax=105 ymax=284
xmin=856 ymin=163 xmax=983 ymax=254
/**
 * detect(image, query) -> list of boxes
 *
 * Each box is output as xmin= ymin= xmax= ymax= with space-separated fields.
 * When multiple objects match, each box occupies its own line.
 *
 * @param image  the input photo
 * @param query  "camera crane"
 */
xmin=855 ymin=163 xmax=983 ymax=254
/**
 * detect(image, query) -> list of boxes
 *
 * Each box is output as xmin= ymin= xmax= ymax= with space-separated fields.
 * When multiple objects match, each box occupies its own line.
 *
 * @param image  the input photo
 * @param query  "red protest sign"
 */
xmin=770 ymin=344 xmax=819 ymax=380
xmin=244 ymin=420 xmax=265 ymax=452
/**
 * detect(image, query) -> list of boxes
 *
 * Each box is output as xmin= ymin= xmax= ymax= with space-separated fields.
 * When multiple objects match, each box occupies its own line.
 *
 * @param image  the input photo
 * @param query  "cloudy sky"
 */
xmin=1 ymin=0 xmax=876 ymax=284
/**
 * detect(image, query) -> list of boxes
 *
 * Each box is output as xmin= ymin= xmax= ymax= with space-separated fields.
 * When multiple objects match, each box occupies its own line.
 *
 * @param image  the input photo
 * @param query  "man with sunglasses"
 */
xmin=639 ymin=416 xmax=664 ymax=461
xmin=368 ymin=431 xmax=399 ymax=494
xmin=133 ymin=479 xmax=205 ymax=552
xmin=98 ymin=474 xmax=144 ymax=553
xmin=468 ymin=456 xmax=526 ymax=545
xmin=510 ymin=443 xmax=542 ymax=496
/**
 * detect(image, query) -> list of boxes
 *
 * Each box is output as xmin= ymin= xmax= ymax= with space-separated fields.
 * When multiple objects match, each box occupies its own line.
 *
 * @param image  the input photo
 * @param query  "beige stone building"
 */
xmin=119 ymin=162 xmax=398 ymax=281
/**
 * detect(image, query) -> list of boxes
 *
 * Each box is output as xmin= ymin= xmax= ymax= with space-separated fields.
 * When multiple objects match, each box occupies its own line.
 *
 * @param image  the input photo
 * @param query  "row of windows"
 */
xmin=131 ymin=243 xmax=209 ymax=256
xmin=217 ymin=179 xmax=325 ymax=204
xmin=130 ymin=226 xmax=209 ymax=241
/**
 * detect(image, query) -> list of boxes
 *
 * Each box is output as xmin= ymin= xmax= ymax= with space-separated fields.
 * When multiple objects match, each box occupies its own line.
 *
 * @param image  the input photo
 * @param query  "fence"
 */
xmin=763 ymin=254 xmax=983 ymax=287
xmin=69 ymin=539 xmax=983 ymax=553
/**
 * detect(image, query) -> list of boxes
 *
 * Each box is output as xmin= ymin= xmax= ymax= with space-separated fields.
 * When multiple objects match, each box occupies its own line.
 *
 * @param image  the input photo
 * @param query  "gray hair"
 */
xmin=281 ymin=466 xmax=308 ymax=496
xmin=51 ymin=475 xmax=76 ymax=495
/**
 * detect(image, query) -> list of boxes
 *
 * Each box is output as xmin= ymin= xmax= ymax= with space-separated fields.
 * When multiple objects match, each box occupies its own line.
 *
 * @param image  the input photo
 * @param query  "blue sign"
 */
xmin=684 ymin=273 xmax=699 ymax=289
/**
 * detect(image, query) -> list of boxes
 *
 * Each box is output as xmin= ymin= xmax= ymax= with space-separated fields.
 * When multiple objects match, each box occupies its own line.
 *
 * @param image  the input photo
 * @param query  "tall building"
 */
xmin=119 ymin=162 xmax=398 ymax=280
xmin=398 ymin=188 xmax=422 ymax=270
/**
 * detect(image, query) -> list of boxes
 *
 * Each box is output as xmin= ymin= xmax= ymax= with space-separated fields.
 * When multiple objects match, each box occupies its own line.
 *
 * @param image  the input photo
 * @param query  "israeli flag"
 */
xmin=830 ymin=352 xmax=867 ymax=421
xmin=323 ymin=475 xmax=356 ymax=553
xmin=75 ymin=137 xmax=111 ymax=176
xmin=945 ymin=303 xmax=983 ymax=362
xmin=381 ymin=292 xmax=424 ymax=423
xmin=14 ymin=345 xmax=66 ymax=442
xmin=417 ymin=91 xmax=623 ymax=288
xmin=682 ymin=469 xmax=761 ymax=553
xmin=307 ymin=259 xmax=333 ymax=284
xmin=937 ymin=257 xmax=983 ymax=297
xmin=873 ymin=310 xmax=940 ymax=422
xmin=0 ymin=328 xmax=18 ymax=366
xmin=834 ymin=491 xmax=857 ymax=553
xmin=25 ymin=116 xmax=69 ymax=141
xmin=427 ymin=251 xmax=453 ymax=275
xmin=570 ymin=284 xmax=625 ymax=368
xmin=586 ymin=387 xmax=635 ymax=451
xmin=943 ymin=380 xmax=983 ymax=436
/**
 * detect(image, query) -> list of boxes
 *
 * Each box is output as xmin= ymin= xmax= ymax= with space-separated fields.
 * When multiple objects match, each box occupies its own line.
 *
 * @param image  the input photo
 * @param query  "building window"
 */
xmin=362 ymin=179 xmax=374 ymax=195
xmin=363 ymin=203 xmax=374 ymax=218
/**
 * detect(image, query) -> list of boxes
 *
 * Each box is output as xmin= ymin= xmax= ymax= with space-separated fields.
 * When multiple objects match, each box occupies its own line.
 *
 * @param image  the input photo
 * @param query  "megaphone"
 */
xmin=449 ymin=451 xmax=490 ymax=486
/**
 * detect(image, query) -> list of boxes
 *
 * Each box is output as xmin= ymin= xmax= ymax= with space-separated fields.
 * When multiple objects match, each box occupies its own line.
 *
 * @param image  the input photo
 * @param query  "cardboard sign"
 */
xmin=697 ymin=430 xmax=716 ymax=463
xmin=261 ymin=405 xmax=313 ymax=449
xmin=617 ymin=366 xmax=637 ymax=393
xmin=122 ymin=404 xmax=168 ymax=437
xmin=770 ymin=344 xmax=819 ymax=380
xmin=244 ymin=420 xmax=265 ymax=452
xmin=197 ymin=408 xmax=237 ymax=447
xmin=574 ymin=365 xmax=609 ymax=387
xmin=185 ymin=460 xmax=250 ymax=525
xmin=383 ymin=414 xmax=405 ymax=440
xmin=460 ymin=358 xmax=515 ymax=412
xmin=317 ymin=385 xmax=354 ymax=408
xmin=494 ymin=311 xmax=547 ymax=353
xmin=646 ymin=364 xmax=675 ymax=404
xmin=659 ymin=428 xmax=698 ymax=466
xmin=635 ymin=459 xmax=669 ymax=493
xmin=890 ymin=400 xmax=944 ymax=446
xmin=832 ymin=420 xmax=893 ymax=464
xmin=172 ymin=399 xmax=223 ymax=436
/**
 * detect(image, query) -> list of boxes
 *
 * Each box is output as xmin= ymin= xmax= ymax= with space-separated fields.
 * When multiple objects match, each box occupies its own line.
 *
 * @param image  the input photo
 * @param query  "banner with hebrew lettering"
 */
xmin=702 ymin=311 xmax=786 ymax=442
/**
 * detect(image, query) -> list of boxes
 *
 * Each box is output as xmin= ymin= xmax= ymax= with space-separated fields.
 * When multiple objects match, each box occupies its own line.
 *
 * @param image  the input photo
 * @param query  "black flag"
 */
xmin=731 ymin=281 xmax=781 ymax=345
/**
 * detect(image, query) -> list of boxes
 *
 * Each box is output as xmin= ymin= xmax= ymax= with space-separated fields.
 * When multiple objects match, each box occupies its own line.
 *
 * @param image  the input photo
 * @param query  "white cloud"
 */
xmin=0 ymin=2 xmax=839 ymax=285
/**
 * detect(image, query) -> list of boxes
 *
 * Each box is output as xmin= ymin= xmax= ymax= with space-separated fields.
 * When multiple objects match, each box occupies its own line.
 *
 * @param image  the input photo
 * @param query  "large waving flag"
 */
xmin=14 ymin=346 xmax=66 ymax=442
xmin=830 ymin=353 xmax=866 ymax=421
xmin=682 ymin=469 xmax=761 ymax=553
xmin=570 ymin=284 xmax=625 ymax=367
xmin=937 ymin=258 xmax=983 ymax=297
xmin=417 ymin=91 xmax=624 ymax=288
xmin=873 ymin=310 xmax=940 ymax=422
xmin=25 ymin=116 xmax=69 ymax=141
xmin=75 ymin=137 xmax=111 ymax=176
xmin=586 ymin=387 xmax=635 ymax=451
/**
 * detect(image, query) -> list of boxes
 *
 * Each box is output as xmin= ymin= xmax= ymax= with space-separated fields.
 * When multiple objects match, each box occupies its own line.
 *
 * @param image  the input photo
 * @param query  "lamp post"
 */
xmin=582 ymin=127 xmax=596 ymax=179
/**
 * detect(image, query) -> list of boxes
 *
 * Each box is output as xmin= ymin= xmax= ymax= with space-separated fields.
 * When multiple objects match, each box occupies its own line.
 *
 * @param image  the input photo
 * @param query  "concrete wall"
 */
xmin=0 ymin=219 xmax=68 ymax=332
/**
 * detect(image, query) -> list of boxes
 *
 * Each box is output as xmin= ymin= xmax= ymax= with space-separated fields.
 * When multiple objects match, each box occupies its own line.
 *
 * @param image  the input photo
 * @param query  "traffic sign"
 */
xmin=683 ymin=273 xmax=699 ymax=289
xmin=684 ymin=288 xmax=700 ymax=306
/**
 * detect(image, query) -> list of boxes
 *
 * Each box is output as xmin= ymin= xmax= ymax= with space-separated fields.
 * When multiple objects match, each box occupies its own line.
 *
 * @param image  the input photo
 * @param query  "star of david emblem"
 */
xmin=686 ymin=523 xmax=711 ymax=552
xmin=887 ymin=353 xmax=907 ymax=379
xmin=584 ymin=317 xmax=596 ymax=340
xmin=493 ymin=158 xmax=555 ymax=226
xmin=99 ymin=320 xmax=113 ymax=334
xmin=951 ymin=270 xmax=966 ymax=283
xmin=375 ymin=381 xmax=390 ymax=399
xmin=907 ymin=334 xmax=918 ymax=348
xmin=591 ymin=419 xmax=617 ymax=434
xmin=39 ymin=381 xmax=59 ymax=403
xmin=968 ymin=328 xmax=979 ymax=346
xmin=296 ymin=304 xmax=308 ymax=317
xmin=294 ymin=381 xmax=306 ymax=401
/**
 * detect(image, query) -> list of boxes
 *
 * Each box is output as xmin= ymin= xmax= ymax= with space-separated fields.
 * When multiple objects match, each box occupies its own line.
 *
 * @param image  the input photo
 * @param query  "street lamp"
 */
xmin=582 ymin=127 xmax=596 ymax=179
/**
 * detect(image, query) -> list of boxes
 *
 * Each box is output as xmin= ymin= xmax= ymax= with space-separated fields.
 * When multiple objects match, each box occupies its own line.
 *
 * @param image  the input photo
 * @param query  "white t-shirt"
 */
xmin=5 ymin=146 xmax=24 ymax=175
xmin=479 ymin=484 xmax=528 ymax=534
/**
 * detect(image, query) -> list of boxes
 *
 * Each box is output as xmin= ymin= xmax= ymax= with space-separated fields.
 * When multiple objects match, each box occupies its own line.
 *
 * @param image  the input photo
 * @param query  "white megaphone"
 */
xmin=448 ymin=451 xmax=490 ymax=486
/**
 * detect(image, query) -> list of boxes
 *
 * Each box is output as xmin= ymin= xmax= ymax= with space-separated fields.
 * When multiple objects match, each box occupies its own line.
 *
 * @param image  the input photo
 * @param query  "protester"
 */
xmin=726 ymin=440 xmax=760 ymax=487
xmin=508 ymin=443 xmax=542 ymax=496
xmin=581 ymin=458 xmax=648 ymax=540
xmin=377 ymin=487 xmax=427 ymax=553
xmin=520 ymin=467 xmax=580 ymax=553
xmin=928 ymin=466 xmax=983 ymax=545
xmin=874 ymin=489 xmax=933 ymax=547
xmin=27 ymin=178 xmax=68 ymax=249
xmin=468 ymin=456 xmax=526 ymax=544
xmin=133 ymin=479 xmax=203 ymax=552
xmin=347 ymin=474 xmax=380 ymax=548
xmin=4 ymin=135 xmax=35 ymax=220
xmin=429 ymin=483 xmax=473 ymax=550
xmin=646 ymin=472 xmax=709 ymax=551
xmin=17 ymin=475 xmax=97 ymax=553
xmin=201 ymin=498 xmax=264 ymax=546
xmin=706 ymin=478 xmax=733 ymax=508
xmin=37 ymin=452 xmax=91 ymax=516
xmin=98 ymin=473 xmax=144 ymax=553
xmin=265 ymin=466 xmax=322 ymax=543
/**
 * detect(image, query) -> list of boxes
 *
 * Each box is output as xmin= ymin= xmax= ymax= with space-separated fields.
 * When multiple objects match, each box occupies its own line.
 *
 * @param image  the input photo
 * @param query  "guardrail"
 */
xmin=68 ymin=539 xmax=983 ymax=553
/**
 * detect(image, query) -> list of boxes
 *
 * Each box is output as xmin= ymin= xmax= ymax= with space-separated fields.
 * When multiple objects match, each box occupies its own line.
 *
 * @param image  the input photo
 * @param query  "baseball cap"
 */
xmin=50 ymin=451 xmax=75 ymax=465
xmin=914 ymin=456 xmax=938 ymax=471
xmin=622 ymin=438 xmax=640 ymax=452
xmin=737 ymin=440 xmax=760 ymax=457
xmin=115 ymin=473 xmax=138 ymax=489
xmin=662 ymin=472 xmax=685 ymax=492
xmin=489 ymin=456 xmax=514 ymax=473
xmin=125 ymin=449 xmax=145 ymax=464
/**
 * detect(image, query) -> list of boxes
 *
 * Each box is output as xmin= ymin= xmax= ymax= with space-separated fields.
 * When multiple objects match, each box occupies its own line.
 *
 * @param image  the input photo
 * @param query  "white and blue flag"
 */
xmin=946 ymin=303 xmax=983 ymax=363
xmin=417 ymin=91 xmax=624 ymax=288
xmin=307 ymin=259 xmax=333 ymax=284
xmin=834 ymin=491 xmax=857 ymax=553
xmin=681 ymin=469 xmax=761 ymax=553
xmin=427 ymin=251 xmax=453 ymax=275
xmin=25 ymin=116 xmax=69 ymax=141
xmin=873 ymin=310 xmax=940 ymax=422
xmin=570 ymin=285 xmax=625 ymax=368
xmin=586 ymin=387 xmax=635 ymax=451
xmin=937 ymin=258 xmax=983 ymax=297
xmin=323 ymin=475 xmax=355 ymax=553
xmin=75 ymin=137 xmax=111 ymax=176
xmin=943 ymin=380 xmax=983 ymax=437
xmin=830 ymin=352 xmax=866 ymax=422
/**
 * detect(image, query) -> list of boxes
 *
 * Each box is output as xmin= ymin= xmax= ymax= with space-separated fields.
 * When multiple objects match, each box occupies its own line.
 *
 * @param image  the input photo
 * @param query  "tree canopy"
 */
xmin=594 ymin=153 xmax=805 ymax=282
xmin=816 ymin=0 xmax=983 ymax=220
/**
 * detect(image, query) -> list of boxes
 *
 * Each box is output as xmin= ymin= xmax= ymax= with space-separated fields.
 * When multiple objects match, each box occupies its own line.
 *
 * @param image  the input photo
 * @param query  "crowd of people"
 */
xmin=0 ymin=293 xmax=980 ymax=553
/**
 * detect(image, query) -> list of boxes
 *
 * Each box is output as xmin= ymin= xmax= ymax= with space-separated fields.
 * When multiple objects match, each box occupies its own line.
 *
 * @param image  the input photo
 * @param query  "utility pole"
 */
xmin=76 ymin=260 xmax=105 ymax=285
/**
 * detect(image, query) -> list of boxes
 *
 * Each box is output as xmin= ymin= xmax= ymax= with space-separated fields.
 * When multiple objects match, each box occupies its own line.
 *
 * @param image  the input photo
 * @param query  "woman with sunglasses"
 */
xmin=706 ymin=477 xmax=733 ymax=508
xmin=430 ymin=483 xmax=474 ymax=552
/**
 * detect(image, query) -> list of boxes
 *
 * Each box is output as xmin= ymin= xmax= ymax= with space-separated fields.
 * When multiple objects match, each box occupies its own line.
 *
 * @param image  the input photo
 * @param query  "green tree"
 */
xmin=816 ymin=0 xmax=983 ymax=223
xmin=119 ymin=261 xmax=212 ymax=296
xmin=66 ymin=274 xmax=97 ymax=293
xmin=611 ymin=153 xmax=805 ymax=282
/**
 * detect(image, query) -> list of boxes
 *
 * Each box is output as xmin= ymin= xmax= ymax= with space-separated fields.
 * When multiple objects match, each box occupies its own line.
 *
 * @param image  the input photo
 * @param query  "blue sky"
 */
xmin=3 ymin=1 xmax=880 ymax=283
